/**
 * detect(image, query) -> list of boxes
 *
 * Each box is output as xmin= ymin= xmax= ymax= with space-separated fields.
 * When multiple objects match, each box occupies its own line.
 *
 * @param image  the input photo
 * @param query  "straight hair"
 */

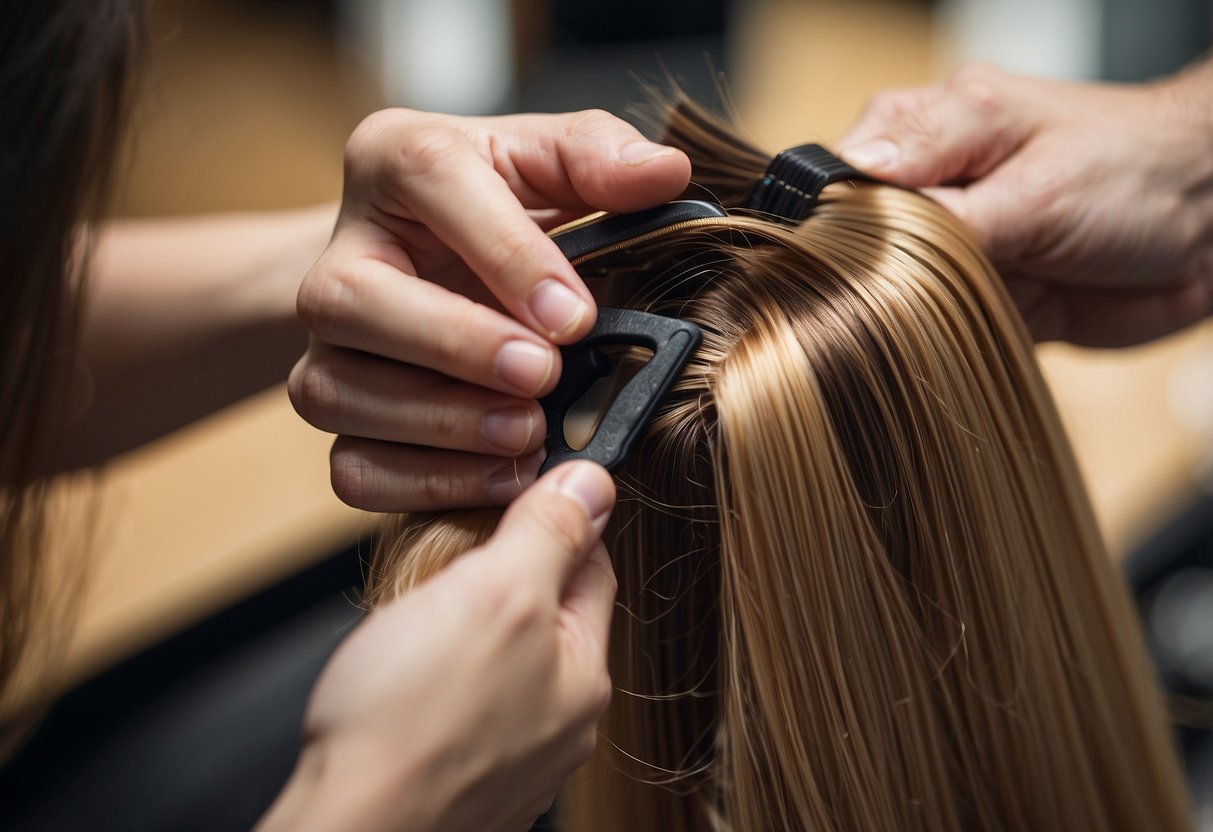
xmin=365 ymin=99 xmax=1191 ymax=830
xmin=0 ymin=0 xmax=141 ymax=736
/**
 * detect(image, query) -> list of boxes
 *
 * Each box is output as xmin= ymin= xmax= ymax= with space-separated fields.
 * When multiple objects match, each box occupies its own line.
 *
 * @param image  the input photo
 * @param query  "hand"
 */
xmin=289 ymin=109 xmax=690 ymax=509
xmin=258 ymin=461 xmax=617 ymax=832
xmin=837 ymin=61 xmax=1213 ymax=346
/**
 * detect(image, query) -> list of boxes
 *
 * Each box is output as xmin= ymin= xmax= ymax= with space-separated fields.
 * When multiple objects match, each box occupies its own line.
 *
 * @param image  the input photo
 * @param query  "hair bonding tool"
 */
xmin=747 ymin=143 xmax=873 ymax=224
xmin=537 ymin=201 xmax=724 ymax=474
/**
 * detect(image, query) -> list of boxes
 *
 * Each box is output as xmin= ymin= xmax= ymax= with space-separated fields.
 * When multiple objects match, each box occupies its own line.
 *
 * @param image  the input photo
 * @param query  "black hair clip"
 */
xmin=551 ymin=199 xmax=727 ymax=263
xmin=539 ymin=201 xmax=721 ymax=474
xmin=539 ymin=308 xmax=700 ymax=474
xmin=746 ymin=143 xmax=871 ymax=224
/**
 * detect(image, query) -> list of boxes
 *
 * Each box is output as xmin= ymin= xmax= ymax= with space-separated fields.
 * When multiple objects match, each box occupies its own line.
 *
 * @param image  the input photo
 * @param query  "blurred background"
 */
xmin=2 ymin=0 xmax=1211 ymax=829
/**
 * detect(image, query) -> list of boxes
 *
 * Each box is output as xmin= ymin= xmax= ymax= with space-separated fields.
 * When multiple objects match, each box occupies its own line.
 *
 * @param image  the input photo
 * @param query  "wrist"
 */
xmin=257 ymin=739 xmax=443 ymax=832
xmin=257 ymin=743 xmax=398 ymax=832
xmin=236 ymin=203 xmax=337 ymax=333
xmin=1150 ymin=56 xmax=1213 ymax=137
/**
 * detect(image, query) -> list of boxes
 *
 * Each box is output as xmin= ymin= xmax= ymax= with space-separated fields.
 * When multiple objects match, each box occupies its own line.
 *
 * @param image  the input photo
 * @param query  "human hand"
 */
xmin=289 ymin=109 xmax=690 ymax=509
xmin=837 ymin=61 xmax=1213 ymax=346
xmin=258 ymin=461 xmax=617 ymax=832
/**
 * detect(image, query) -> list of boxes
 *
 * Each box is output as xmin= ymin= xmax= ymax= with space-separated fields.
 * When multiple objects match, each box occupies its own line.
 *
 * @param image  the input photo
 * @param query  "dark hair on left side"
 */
xmin=0 ymin=0 xmax=143 ymax=740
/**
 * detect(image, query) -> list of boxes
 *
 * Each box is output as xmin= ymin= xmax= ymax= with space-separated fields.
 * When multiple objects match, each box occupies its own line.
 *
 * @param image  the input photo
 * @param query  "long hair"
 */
xmin=365 ymin=100 xmax=1191 ymax=830
xmin=0 ymin=1 xmax=141 ymax=730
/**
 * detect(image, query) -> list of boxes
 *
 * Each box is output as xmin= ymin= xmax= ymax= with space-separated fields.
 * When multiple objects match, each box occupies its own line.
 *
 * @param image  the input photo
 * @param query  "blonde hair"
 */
xmin=365 ymin=101 xmax=1191 ymax=831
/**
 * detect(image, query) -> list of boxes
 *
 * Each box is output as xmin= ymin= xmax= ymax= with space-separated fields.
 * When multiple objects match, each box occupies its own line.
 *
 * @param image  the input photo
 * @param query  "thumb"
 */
xmin=559 ymin=541 xmax=617 ymax=668
xmin=837 ymin=64 xmax=1035 ymax=188
xmin=487 ymin=460 xmax=616 ymax=592
xmin=464 ymin=110 xmax=693 ymax=213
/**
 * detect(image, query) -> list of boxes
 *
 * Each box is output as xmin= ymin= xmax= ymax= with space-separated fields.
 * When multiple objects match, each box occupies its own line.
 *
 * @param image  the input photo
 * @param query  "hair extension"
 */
xmin=366 ymin=99 xmax=1191 ymax=830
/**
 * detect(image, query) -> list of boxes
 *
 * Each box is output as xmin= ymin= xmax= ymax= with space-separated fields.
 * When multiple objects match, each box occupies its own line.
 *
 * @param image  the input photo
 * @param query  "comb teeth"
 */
xmin=746 ymin=143 xmax=870 ymax=224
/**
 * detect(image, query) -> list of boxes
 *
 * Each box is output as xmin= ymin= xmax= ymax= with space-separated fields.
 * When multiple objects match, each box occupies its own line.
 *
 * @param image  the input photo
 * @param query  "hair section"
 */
xmin=366 ymin=100 xmax=1190 ymax=831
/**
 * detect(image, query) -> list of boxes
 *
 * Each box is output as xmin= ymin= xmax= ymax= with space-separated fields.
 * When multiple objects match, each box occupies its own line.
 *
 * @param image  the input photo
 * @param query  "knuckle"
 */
xmin=1018 ymin=164 xmax=1065 ymax=212
xmin=897 ymin=106 xmax=938 ymax=145
xmin=432 ymin=298 xmax=481 ymax=365
xmin=950 ymin=61 xmax=998 ymax=87
xmin=525 ymin=497 xmax=589 ymax=556
xmin=422 ymin=400 xmax=468 ymax=448
xmin=488 ymin=224 xmax=542 ymax=282
xmin=465 ymin=566 xmax=516 ymax=619
xmin=949 ymin=64 xmax=1002 ymax=113
xmin=471 ymin=567 xmax=545 ymax=630
xmin=565 ymin=108 xmax=620 ymax=140
xmin=955 ymin=82 xmax=1000 ymax=119
xmin=503 ymin=586 xmax=547 ymax=631
xmin=344 ymin=109 xmax=407 ymax=175
xmin=296 ymin=265 xmax=357 ymax=338
xmin=288 ymin=361 xmax=341 ymax=425
xmin=414 ymin=465 xmax=465 ymax=508
xmin=330 ymin=444 xmax=378 ymax=508
xmin=399 ymin=120 xmax=466 ymax=176
xmin=865 ymin=90 xmax=905 ymax=122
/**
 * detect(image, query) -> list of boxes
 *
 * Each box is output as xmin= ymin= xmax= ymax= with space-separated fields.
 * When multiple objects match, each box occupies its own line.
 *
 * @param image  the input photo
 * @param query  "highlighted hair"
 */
xmin=366 ymin=101 xmax=1190 ymax=831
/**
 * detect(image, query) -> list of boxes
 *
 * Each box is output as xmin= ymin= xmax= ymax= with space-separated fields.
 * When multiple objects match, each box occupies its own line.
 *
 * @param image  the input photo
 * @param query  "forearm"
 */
xmin=57 ymin=204 xmax=335 ymax=470
xmin=257 ymin=744 xmax=439 ymax=832
xmin=1160 ymin=50 xmax=1213 ymax=109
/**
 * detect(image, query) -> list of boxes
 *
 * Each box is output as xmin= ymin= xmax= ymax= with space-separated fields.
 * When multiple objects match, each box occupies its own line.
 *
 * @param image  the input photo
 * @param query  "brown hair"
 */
xmin=365 ymin=100 xmax=1191 ymax=830
xmin=0 ymin=1 xmax=141 ymax=729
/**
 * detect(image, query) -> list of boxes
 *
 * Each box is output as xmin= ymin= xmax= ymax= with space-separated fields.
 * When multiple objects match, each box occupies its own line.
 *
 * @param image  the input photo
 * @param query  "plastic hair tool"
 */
xmin=747 ymin=143 xmax=872 ymax=224
xmin=538 ymin=200 xmax=725 ymax=474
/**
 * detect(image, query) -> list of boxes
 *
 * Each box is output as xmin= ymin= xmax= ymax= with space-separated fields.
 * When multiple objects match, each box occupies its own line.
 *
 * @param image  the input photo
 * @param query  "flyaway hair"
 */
xmin=365 ymin=99 xmax=1191 ymax=831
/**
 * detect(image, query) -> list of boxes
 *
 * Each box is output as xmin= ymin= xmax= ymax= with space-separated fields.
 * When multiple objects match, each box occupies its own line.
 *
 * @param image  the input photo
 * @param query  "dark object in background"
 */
xmin=517 ymin=0 xmax=733 ymax=120
xmin=1127 ymin=493 xmax=1213 ymax=817
xmin=0 ymin=546 xmax=365 ymax=832
xmin=1102 ymin=0 xmax=1212 ymax=82
xmin=551 ymin=0 xmax=728 ymax=44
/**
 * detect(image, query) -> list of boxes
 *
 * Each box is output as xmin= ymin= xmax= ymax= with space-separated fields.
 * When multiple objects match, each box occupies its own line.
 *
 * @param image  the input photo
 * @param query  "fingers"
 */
xmin=458 ymin=109 xmax=692 ymax=213
xmin=289 ymin=346 xmax=545 ymax=457
xmin=837 ymin=64 xmax=1037 ymax=187
xmin=922 ymin=170 xmax=1049 ymax=265
xmin=297 ymin=256 xmax=560 ymax=398
xmin=836 ymin=84 xmax=941 ymax=148
xmin=329 ymin=436 xmax=545 ymax=511
xmin=345 ymin=110 xmax=687 ymax=347
xmin=1007 ymin=272 xmax=1213 ymax=346
xmin=346 ymin=111 xmax=595 ymax=344
xmin=489 ymin=461 xmax=616 ymax=591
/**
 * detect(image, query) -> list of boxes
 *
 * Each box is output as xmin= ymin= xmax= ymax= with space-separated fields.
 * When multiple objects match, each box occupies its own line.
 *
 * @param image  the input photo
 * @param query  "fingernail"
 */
xmin=529 ymin=279 xmax=588 ymax=339
xmin=557 ymin=462 xmax=613 ymax=527
xmin=481 ymin=406 xmax=536 ymax=454
xmin=839 ymin=139 xmax=900 ymax=172
xmin=485 ymin=451 xmax=543 ymax=504
xmin=619 ymin=140 xmax=677 ymax=165
xmin=496 ymin=340 xmax=554 ymax=396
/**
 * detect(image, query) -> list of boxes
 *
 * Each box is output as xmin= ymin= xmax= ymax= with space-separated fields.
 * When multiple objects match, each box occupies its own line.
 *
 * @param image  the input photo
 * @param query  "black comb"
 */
xmin=746 ymin=143 xmax=871 ymax=224
xmin=538 ymin=202 xmax=722 ymax=473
